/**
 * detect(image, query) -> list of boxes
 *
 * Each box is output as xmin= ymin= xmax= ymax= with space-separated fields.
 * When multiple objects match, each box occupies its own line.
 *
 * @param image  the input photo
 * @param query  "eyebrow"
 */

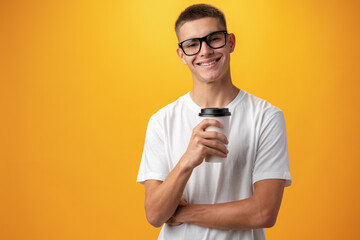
xmin=181 ymin=30 xmax=226 ymax=42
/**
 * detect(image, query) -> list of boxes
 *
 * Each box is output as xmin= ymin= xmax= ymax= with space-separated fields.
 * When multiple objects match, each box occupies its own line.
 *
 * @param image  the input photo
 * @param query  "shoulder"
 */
xmin=240 ymin=90 xmax=283 ymax=119
xmin=148 ymin=94 xmax=188 ymax=125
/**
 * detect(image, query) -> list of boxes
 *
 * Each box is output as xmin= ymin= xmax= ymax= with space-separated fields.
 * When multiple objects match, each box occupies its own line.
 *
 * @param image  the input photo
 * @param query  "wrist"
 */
xmin=175 ymin=203 xmax=194 ymax=224
xmin=178 ymin=155 xmax=196 ymax=173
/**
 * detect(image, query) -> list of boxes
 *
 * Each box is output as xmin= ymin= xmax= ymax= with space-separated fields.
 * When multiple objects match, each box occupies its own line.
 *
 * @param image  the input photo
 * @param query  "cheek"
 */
xmin=221 ymin=51 xmax=231 ymax=62
xmin=186 ymin=57 xmax=196 ymax=66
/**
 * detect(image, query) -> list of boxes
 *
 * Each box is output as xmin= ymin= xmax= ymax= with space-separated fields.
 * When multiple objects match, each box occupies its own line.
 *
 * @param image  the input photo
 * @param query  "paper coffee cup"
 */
xmin=199 ymin=108 xmax=231 ymax=163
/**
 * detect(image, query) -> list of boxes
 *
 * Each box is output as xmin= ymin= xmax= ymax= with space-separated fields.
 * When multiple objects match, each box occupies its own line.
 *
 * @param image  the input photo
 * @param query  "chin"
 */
xmin=198 ymin=78 xmax=221 ymax=85
xmin=195 ymin=68 xmax=229 ymax=84
xmin=199 ymin=73 xmax=226 ymax=84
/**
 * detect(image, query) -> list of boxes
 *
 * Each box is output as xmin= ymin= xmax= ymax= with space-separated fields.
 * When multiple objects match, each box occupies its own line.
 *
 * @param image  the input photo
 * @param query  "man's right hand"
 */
xmin=181 ymin=119 xmax=229 ymax=169
xmin=166 ymin=195 xmax=188 ymax=226
xmin=144 ymin=119 xmax=228 ymax=228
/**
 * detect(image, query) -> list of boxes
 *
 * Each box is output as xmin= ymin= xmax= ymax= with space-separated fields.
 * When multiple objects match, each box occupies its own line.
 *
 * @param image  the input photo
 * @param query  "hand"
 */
xmin=166 ymin=195 xmax=187 ymax=226
xmin=181 ymin=119 xmax=229 ymax=169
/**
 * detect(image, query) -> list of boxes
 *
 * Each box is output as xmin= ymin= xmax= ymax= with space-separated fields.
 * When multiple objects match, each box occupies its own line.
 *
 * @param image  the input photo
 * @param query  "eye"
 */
xmin=209 ymin=37 xmax=220 ymax=42
xmin=183 ymin=40 xmax=200 ymax=49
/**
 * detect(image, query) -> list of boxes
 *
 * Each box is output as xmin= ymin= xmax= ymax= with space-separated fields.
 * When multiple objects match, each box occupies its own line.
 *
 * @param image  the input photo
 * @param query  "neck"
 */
xmin=190 ymin=75 xmax=240 ymax=108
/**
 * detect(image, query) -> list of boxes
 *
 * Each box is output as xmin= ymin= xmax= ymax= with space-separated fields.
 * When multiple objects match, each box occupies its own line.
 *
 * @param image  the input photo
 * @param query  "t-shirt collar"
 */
xmin=184 ymin=89 xmax=245 ymax=114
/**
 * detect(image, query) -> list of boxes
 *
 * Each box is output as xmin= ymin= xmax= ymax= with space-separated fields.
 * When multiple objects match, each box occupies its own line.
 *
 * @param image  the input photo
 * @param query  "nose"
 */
xmin=199 ymin=40 xmax=214 ymax=56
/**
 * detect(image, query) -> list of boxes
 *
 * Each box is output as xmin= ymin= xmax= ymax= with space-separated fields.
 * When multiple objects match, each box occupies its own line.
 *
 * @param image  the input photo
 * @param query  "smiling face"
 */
xmin=177 ymin=17 xmax=235 ymax=85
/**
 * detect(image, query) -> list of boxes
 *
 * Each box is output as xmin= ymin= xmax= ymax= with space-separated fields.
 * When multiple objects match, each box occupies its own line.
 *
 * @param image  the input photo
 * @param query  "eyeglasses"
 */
xmin=178 ymin=31 xmax=228 ymax=56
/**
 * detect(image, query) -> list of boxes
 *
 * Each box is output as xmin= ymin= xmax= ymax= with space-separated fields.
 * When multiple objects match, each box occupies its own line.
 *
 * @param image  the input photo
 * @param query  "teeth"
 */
xmin=200 ymin=60 xmax=217 ymax=66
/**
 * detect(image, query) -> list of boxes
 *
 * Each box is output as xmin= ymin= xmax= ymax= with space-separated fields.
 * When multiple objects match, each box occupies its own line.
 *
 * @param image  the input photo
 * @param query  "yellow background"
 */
xmin=1 ymin=0 xmax=359 ymax=239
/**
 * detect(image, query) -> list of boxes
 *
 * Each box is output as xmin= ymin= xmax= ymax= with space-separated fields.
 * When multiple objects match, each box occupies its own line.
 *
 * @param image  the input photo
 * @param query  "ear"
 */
xmin=177 ymin=48 xmax=188 ymax=65
xmin=228 ymin=33 xmax=236 ymax=53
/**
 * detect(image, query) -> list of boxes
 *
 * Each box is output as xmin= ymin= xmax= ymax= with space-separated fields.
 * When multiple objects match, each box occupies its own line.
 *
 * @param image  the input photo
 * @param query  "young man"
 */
xmin=137 ymin=4 xmax=292 ymax=240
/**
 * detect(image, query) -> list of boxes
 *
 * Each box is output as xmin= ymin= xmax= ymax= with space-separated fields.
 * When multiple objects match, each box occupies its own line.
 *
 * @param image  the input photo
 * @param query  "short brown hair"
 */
xmin=175 ymin=4 xmax=227 ymax=40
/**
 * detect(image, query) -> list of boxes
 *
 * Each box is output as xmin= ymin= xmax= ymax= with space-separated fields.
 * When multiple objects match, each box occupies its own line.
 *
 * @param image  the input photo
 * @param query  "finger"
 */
xmin=179 ymin=195 xmax=187 ymax=206
xmin=199 ymin=131 xmax=229 ymax=144
xmin=201 ymin=138 xmax=228 ymax=155
xmin=167 ymin=222 xmax=182 ymax=226
xmin=196 ymin=119 xmax=223 ymax=131
xmin=203 ymin=145 xmax=228 ymax=158
xmin=166 ymin=216 xmax=182 ymax=226
xmin=166 ymin=218 xmax=179 ymax=226
xmin=180 ymin=194 xmax=187 ymax=203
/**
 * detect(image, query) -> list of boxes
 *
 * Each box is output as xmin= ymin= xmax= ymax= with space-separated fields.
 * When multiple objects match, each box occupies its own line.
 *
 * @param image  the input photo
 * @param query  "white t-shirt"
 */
xmin=137 ymin=90 xmax=292 ymax=240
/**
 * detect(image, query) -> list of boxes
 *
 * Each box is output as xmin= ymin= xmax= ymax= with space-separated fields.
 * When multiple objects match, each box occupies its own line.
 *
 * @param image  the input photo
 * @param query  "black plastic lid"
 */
xmin=199 ymin=108 xmax=231 ymax=117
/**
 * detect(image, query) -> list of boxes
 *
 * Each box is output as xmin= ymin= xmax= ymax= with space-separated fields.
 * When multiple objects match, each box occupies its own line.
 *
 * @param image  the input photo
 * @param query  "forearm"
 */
xmin=144 ymin=119 xmax=230 ymax=227
xmin=145 ymin=158 xmax=193 ymax=227
xmin=176 ymin=199 xmax=268 ymax=230
xmin=173 ymin=180 xmax=285 ymax=230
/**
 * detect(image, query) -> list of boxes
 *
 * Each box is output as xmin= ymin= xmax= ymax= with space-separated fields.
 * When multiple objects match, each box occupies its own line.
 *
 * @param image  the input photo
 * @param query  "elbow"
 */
xmin=261 ymin=215 xmax=277 ymax=228
xmin=257 ymin=209 xmax=278 ymax=228
xmin=145 ymin=198 xmax=165 ymax=228
xmin=145 ymin=206 xmax=164 ymax=228
xmin=146 ymin=213 xmax=164 ymax=228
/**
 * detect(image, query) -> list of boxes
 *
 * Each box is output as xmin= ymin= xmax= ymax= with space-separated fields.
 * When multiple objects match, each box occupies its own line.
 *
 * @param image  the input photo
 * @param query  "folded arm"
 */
xmin=167 ymin=179 xmax=286 ymax=230
xmin=144 ymin=119 xmax=229 ymax=228
xmin=144 ymin=163 xmax=192 ymax=228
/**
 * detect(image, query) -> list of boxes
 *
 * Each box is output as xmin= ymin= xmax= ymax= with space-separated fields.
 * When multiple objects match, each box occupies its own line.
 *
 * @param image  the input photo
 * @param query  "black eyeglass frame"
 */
xmin=178 ymin=30 xmax=228 ymax=56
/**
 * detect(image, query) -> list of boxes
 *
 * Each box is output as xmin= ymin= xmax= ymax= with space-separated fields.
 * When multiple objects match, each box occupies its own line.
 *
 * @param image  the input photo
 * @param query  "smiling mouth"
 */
xmin=197 ymin=57 xmax=221 ymax=66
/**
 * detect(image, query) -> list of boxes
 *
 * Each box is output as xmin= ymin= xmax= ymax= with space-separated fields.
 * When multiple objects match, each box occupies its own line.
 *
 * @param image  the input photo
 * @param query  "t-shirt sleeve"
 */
xmin=253 ymin=111 xmax=292 ymax=187
xmin=137 ymin=113 xmax=170 ymax=185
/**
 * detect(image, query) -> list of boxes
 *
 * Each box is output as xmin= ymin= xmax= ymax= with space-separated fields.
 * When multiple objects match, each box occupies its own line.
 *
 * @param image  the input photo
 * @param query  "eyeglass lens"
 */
xmin=182 ymin=32 xmax=226 ymax=56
